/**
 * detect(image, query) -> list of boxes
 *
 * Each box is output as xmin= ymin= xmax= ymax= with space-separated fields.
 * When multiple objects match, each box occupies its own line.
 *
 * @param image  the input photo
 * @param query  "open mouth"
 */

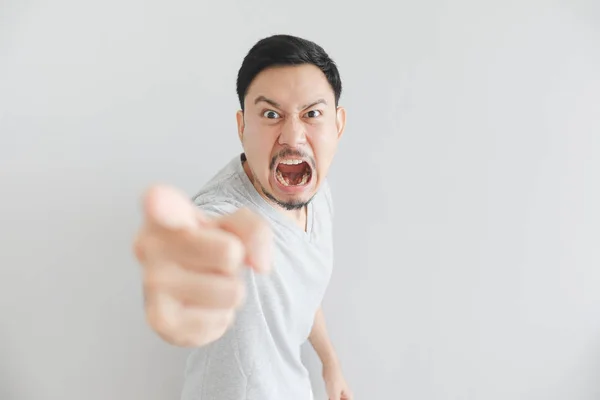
xmin=275 ymin=159 xmax=312 ymax=187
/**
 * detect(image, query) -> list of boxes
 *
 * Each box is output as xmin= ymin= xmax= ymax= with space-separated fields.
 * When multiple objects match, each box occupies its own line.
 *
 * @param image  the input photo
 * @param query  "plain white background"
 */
xmin=1 ymin=1 xmax=599 ymax=399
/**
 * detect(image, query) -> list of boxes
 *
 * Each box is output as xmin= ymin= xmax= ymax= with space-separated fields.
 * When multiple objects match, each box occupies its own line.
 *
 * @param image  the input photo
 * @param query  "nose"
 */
xmin=278 ymin=115 xmax=306 ymax=147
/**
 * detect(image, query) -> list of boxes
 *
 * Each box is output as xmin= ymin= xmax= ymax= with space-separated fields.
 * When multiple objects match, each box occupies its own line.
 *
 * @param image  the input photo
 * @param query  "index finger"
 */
xmin=142 ymin=184 xmax=204 ymax=233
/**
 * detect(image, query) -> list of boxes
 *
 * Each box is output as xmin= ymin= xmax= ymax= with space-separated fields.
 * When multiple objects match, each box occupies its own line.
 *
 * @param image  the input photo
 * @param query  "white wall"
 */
xmin=1 ymin=1 xmax=599 ymax=399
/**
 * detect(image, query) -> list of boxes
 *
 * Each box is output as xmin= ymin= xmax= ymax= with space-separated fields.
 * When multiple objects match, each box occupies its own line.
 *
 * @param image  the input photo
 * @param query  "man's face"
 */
xmin=236 ymin=64 xmax=346 ymax=210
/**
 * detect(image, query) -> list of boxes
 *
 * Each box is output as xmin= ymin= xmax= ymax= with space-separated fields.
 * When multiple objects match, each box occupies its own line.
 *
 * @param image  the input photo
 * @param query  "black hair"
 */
xmin=236 ymin=34 xmax=342 ymax=111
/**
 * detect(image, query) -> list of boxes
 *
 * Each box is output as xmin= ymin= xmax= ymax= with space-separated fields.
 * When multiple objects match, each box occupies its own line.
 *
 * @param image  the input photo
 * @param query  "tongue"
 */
xmin=278 ymin=162 xmax=308 ymax=185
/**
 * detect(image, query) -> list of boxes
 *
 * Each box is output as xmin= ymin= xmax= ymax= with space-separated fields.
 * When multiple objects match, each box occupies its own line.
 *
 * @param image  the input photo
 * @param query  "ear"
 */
xmin=236 ymin=110 xmax=245 ymax=143
xmin=335 ymin=106 xmax=347 ymax=140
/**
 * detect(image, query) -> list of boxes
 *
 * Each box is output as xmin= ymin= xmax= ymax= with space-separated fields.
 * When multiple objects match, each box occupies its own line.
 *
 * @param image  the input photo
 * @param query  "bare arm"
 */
xmin=308 ymin=306 xmax=340 ymax=368
xmin=309 ymin=306 xmax=354 ymax=399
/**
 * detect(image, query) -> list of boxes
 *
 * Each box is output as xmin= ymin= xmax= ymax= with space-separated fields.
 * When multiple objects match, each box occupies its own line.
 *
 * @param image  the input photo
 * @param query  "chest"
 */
xmin=252 ymin=227 xmax=333 ymax=341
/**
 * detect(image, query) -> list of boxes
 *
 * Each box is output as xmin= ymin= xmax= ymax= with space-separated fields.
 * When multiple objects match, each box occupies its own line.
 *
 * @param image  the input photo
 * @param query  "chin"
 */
xmin=262 ymin=174 xmax=318 ymax=211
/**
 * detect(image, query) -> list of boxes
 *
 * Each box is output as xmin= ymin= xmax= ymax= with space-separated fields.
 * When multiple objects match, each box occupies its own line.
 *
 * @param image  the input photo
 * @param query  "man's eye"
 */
xmin=263 ymin=110 xmax=280 ymax=119
xmin=305 ymin=110 xmax=321 ymax=118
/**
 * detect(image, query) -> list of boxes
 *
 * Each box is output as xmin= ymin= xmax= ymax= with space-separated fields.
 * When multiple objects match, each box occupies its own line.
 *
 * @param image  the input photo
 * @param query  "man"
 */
xmin=133 ymin=34 xmax=352 ymax=400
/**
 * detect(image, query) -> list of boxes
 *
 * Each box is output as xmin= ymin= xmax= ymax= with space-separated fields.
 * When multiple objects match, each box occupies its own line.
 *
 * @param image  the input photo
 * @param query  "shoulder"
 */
xmin=190 ymin=155 xmax=248 ymax=216
xmin=192 ymin=178 xmax=247 ymax=218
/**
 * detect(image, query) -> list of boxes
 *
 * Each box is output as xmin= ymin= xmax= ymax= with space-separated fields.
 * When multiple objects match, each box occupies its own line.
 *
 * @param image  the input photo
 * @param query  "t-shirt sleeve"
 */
xmin=193 ymin=197 xmax=240 ymax=219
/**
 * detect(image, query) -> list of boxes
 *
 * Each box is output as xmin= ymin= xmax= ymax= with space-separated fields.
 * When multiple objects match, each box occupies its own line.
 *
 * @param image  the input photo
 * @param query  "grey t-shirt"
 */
xmin=180 ymin=153 xmax=334 ymax=400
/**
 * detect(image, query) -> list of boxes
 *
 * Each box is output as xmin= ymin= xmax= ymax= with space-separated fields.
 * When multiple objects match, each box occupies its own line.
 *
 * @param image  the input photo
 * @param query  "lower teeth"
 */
xmin=300 ymin=173 xmax=308 ymax=185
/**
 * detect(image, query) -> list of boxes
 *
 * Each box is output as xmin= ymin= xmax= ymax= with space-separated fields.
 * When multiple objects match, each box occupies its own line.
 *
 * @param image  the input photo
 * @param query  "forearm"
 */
xmin=308 ymin=306 xmax=340 ymax=368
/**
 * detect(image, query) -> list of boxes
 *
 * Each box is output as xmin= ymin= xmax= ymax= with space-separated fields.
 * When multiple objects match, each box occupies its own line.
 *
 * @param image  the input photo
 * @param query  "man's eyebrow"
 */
xmin=300 ymin=98 xmax=327 ymax=110
xmin=254 ymin=96 xmax=328 ymax=111
xmin=254 ymin=95 xmax=281 ymax=109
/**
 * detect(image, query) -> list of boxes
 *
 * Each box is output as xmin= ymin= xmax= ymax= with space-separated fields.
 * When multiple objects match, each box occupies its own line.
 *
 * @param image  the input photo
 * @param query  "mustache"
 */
xmin=269 ymin=148 xmax=316 ymax=171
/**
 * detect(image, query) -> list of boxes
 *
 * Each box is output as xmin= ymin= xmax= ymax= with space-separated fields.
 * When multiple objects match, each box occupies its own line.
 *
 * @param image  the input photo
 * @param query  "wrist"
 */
xmin=321 ymin=356 xmax=340 ymax=371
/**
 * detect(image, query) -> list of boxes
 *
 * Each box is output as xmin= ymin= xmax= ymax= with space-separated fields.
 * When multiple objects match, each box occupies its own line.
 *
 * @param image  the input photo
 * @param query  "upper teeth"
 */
xmin=280 ymin=159 xmax=304 ymax=165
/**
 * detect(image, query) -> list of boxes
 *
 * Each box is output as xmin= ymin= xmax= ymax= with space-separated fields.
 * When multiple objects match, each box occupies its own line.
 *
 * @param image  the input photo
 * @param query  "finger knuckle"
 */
xmin=241 ymin=208 xmax=268 ymax=230
xmin=221 ymin=280 xmax=245 ymax=308
xmin=254 ymin=218 xmax=272 ymax=240
xmin=186 ymin=316 xmax=228 ymax=347
xmin=143 ymin=270 xmax=169 ymax=293
xmin=177 ymin=324 xmax=209 ymax=347
xmin=146 ymin=303 xmax=178 ymax=336
xmin=233 ymin=281 xmax=246 ymax=308
xmin=218 ymin=310 xmax=236 ymax=331
xmin=217 ymin=237 xmax=244 ymax=269
xmin=137 ymin=235 xmax=169 ymax=266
